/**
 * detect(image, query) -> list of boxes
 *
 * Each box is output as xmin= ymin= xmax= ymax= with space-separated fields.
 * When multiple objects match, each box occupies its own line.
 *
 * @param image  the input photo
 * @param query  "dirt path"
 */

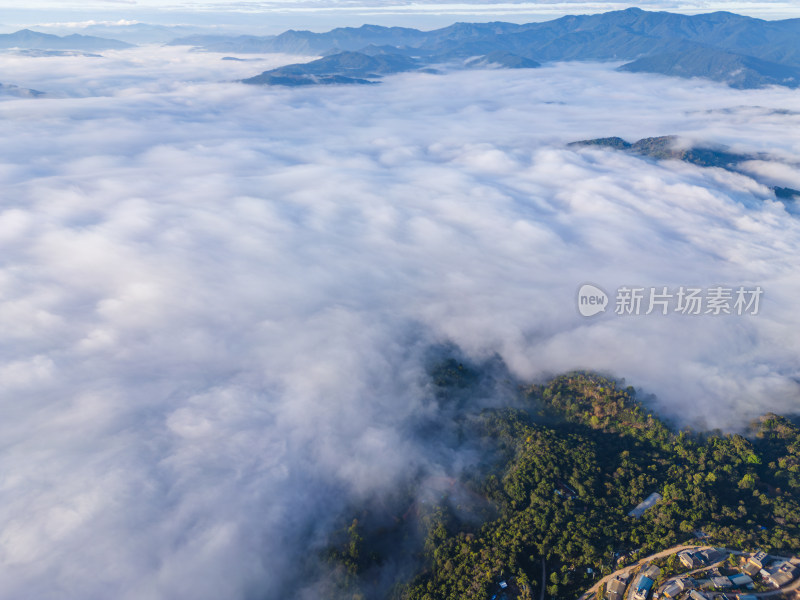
xmin=578 ymin=544 xmax=704 ymax=600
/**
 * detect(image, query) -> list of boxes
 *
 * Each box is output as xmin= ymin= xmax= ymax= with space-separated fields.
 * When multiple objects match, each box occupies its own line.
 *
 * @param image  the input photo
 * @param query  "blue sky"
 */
xmin=4 ymin=1 xmax=800 ymax=33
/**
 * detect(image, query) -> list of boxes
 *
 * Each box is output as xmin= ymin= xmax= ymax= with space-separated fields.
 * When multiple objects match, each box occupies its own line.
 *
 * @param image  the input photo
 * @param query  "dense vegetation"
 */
xmin=327 ymin=369 xmax=800 ymax=600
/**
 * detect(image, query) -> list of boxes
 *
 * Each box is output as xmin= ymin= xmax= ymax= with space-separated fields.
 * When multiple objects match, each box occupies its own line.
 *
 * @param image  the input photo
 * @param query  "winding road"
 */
xmin=578 ymin=544 xmax=703 ymax=600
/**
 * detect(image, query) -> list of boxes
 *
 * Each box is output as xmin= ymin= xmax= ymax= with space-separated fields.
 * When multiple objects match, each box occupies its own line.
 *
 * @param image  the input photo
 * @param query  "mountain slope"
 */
xmin=619 ymin=47 xmax=800 ymax=88
xmin=569 ymin=135 xmax=800 ymax=202
xmin=324 ymin=368 xmax=800 ymax=600
xmin=242 ymin=51 xmax=420 ymax=86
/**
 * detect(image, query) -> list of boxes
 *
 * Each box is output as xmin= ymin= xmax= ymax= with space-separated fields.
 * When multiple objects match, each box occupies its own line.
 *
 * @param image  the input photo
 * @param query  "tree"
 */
xmin=738 ymin=473 xmax=756 ymax=489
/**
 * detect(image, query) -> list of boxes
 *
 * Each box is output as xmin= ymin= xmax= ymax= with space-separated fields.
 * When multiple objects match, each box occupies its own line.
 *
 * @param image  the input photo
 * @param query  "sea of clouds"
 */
xmin=0 ymin=46 xmax=799 ymax=598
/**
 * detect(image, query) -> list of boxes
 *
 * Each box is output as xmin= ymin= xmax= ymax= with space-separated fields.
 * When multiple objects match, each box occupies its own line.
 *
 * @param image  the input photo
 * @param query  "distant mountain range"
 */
xmin=6 ymin=9 xmax=800 ymax=89
xmin=168 ymin=24 xmax=428 ymax=55
xmin=569 ymin=135 xmax=800 ymax=202
xmin=4 ymin=49 xmax=103 ymax=58
xmin=167 ymin=8 xmax=800 ymax=87
xmin=0 ymin=29 xmax=133 ymax=51
xmin=32 ymin=23 xmax=214 ymax=45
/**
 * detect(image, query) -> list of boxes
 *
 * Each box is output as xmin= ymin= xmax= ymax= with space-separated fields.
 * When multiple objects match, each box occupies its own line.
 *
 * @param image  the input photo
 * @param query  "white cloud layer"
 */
xmin=0 ymin=47 xmax=799 ymax=598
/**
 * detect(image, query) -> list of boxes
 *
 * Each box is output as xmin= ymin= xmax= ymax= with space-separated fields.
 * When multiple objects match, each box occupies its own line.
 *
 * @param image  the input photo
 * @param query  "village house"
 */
xmin=662 ymin=578 xmax=689 ymax=598
xmin=679 ymin=551 xmax=702 ymax=569
xmin=742 ymin=551 xmax=768 ymax=577
xmin=711 ymin=576 xmax=732 ymax=589
xmin=764 ymin=561 xmax=800 ymax=588
xmin=634 ymin=567 xmax=661 ymax=600
xmin=606 ymin=575 xmax=628 ymax=600
xmin=699 ymin=549 xmax=726 ymax=565
xmin=728 ymin=573 xmax=753 ymax=588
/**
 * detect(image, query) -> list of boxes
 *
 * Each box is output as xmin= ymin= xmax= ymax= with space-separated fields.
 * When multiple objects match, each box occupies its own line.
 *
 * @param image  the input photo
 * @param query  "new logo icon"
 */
xmin=577 ymin=284 xmax=608 ymax=317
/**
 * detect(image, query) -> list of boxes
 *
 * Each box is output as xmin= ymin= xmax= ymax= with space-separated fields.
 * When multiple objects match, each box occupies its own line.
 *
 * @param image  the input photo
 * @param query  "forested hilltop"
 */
xmin=325 ymin=368 xmax=800 ymax=600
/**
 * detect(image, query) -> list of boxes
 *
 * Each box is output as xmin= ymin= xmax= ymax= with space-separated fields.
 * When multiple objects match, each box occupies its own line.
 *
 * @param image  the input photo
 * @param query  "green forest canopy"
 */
xmin=327 ymin=369 xmax=800 ymax=600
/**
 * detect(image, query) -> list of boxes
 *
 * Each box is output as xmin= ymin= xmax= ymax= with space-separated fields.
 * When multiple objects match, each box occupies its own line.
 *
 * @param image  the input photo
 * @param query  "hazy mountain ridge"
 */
xmin=3 ymin=49 xmax=103 ymax=58
xmin=174 ymin=8 xmax=800 ymax=87
xmin=167 ymin=24 xmax=429 ymax=55
xmin=0 ymin=29 xmax=133 ymax=50
xmin=33 ymin=23 xmax=213 ymax=45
